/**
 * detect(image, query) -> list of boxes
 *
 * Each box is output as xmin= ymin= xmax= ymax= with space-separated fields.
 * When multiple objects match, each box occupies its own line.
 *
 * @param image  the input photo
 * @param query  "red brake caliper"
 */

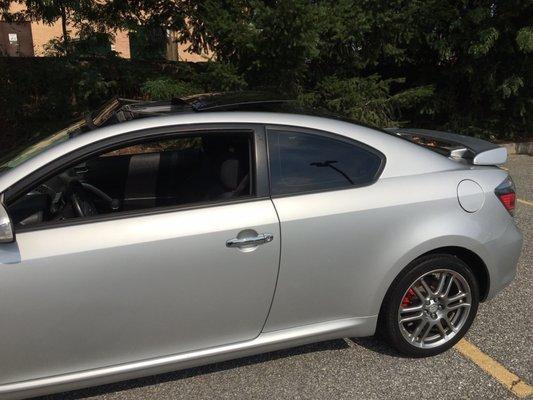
xmin=401 ymin=288 xmax=416 ymax=308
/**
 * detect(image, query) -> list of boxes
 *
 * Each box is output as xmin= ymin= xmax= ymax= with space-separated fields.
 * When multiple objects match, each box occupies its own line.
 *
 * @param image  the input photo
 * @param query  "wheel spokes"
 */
xmin=436 ymin=272 xmax=448 ymax=295
xmin=400 ymin=312 xmax=425 ymax=324
xmin=419 ymin=322 xmax=432 ymax=341
xmin=443 ymin=314 xmax=458 ymax=333
xmin=400 ymin=304 xmax=424 ymax=314
xmin=447 ymin=302 xmax=471 ymax=311
xmin=398 ymin=269 xmax=472 ymax=349
xmin=420 ymin=277 xmax=434 ymax=297
xmin=412 ymin=286 xmax=426 ymax=302
xmin=410 ymin=320 xmax=428 ymax=342
xmin=447 ymin=292 xmax=467 ymax=304
xmin=435 ymin=320 xmax=447 ymax=338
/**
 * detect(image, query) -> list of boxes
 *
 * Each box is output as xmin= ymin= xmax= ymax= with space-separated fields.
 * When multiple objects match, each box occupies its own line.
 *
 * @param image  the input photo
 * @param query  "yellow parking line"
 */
xmin=518 ymin=198 xmax=533 ymax=207
xmin=500 ymin=166 xmax=509 ymax=171
xmin=455 ymin=339 xmax=533 ymax=398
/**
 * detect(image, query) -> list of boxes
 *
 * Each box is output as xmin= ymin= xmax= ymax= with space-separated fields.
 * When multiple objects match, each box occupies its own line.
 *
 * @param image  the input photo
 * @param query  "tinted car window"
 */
xmin=9 ymin=132 xmax=253 ymax=228
xmin=268 ymin=130 xmax=383 ymax=196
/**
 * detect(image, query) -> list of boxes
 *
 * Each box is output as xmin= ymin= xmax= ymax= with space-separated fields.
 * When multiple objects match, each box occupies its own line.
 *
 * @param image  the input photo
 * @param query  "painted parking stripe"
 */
xmin=518 ymin=198 xmax=533 ymax=207
xmin=455 ymin=339 xmax=533 ymax=398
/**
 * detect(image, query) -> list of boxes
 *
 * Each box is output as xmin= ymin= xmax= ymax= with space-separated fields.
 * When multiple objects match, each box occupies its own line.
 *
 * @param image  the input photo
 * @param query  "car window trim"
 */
xmin=264 ymin=124 xmax=386 ymax=198
xmin=5 ymin=123 xmax=270 ymax=233
xmin=14 ymin=196 xmax=269 ymax=234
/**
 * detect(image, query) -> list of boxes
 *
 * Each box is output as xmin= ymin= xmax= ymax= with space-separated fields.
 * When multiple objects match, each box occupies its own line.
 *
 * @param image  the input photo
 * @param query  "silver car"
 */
xmin=0 ymin=95 xmax=523 ymax=399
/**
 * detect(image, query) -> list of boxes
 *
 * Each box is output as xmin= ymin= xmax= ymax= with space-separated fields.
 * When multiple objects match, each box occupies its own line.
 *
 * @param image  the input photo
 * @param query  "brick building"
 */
xmin=0 ymin=3 xmax=207 ymax=61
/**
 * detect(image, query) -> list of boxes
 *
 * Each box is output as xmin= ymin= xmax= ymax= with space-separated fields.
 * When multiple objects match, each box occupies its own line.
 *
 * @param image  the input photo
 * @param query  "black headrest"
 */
xmin=220 ymin=159 xmax=240 ymax=190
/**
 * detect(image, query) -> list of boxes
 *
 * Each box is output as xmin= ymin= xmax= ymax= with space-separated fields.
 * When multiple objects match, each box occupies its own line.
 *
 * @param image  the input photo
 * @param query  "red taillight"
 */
xmin=498 ymin=192 xmax=516 ymax=213
xmin=495 ymin=176 xmax=516 ymax=216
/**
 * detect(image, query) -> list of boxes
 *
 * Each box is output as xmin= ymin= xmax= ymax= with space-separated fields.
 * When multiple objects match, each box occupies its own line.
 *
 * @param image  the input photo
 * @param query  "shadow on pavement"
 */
xmin=35 ymin=339 xmax=353 ymax=400
xmin=349 ymin=336 xmax=407 ymax=358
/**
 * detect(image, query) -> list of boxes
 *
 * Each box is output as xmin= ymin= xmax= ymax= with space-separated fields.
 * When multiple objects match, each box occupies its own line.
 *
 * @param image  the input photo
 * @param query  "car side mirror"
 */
xmin=0 ymin=202 xmax=14 ymax=243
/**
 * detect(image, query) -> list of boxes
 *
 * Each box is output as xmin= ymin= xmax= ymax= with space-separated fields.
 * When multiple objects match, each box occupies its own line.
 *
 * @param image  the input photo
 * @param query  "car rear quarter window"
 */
xmin=267 ymin=129 xmax=384 ymax=196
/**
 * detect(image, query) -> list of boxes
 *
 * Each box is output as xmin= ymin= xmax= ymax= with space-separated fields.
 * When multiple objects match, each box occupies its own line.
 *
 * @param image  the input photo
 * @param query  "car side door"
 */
xmin=0 ymin=124 xmax=281 ymax=386
xmin=262 ymin=126 xmax=386 ymax=332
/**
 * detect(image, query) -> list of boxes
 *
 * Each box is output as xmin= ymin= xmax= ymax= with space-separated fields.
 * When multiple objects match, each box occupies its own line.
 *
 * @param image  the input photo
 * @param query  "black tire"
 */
xmin=379 ymin=254 xmax=479 ymax=357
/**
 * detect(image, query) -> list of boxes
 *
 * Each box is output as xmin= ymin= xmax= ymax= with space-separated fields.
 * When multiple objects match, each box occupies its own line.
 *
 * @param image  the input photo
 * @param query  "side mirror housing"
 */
xmin=0 ymin=203 xmax=14 ymax=243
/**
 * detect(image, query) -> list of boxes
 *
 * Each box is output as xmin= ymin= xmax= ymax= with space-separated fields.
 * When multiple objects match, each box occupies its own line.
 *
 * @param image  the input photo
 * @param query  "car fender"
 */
xmin=371 ymin=234 xmax=490 ymax=317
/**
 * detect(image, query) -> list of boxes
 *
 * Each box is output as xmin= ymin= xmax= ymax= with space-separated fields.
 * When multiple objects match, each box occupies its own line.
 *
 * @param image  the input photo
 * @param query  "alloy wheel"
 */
xmin=397 ymin=269 xmax=472 ymax=349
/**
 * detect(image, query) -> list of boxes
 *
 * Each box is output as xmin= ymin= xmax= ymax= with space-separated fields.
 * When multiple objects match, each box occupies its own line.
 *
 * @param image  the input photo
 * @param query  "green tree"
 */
xmin=1 ymin=0 xmax=531 ymax=139
xmin=181 ymin=0 xmax=321 ymax=89
xmin=400 ymin=0 xmax=533 ymax=139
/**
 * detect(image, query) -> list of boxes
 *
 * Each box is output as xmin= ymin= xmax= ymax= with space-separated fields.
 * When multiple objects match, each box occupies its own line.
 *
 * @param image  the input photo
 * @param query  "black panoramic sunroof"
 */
xmin=98 ymin=91 xmax=373 ymax=132
xmin=119 ymin=91 xmax=320 ymax=118
xmin=181 ymin=91 xmax=295 ymax=112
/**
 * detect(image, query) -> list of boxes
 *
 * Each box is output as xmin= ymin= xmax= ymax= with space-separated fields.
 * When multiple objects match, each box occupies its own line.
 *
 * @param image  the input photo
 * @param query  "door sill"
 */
xmin=0 ymin=315 xmax=377 ymax=399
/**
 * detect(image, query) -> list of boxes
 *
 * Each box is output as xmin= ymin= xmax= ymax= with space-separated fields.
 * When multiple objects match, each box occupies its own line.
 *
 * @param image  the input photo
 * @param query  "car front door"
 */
xmin=0 ymin=125 xmax=280 ymax=385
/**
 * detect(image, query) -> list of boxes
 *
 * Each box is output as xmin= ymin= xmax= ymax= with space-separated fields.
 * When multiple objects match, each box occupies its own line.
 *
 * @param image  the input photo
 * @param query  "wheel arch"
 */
xmin=423 ymin=246 xmax=490 ymax=302
xmin=378 ymin=245 xmax=490 ymax=320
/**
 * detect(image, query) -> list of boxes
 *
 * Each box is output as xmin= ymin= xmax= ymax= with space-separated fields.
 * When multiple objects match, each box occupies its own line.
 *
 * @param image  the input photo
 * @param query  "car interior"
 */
xmin=9 ymin=132 xmax=253 ymax=228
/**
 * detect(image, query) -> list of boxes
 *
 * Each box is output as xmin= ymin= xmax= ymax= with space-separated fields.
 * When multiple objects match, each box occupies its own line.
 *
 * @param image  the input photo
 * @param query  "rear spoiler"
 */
xmin=384 ymin=128 xmax=507 ymax=165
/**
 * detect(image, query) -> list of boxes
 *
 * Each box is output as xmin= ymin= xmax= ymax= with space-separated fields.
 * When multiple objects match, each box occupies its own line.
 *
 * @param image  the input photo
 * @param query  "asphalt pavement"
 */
xmin=39 ymin=155 xmax=533 ymax=400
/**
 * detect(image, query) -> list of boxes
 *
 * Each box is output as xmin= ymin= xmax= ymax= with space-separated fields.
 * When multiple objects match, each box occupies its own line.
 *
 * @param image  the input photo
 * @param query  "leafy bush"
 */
xmin=0 ymin=57 xmax=253 ymax=152
xmin=0 ymin=58 xmax=199 ymax=152
xmin=299 ymin=75 xmax=435 ymax=128
xmin=191 ymin=62 xmax=247 ymax=92
xmin=141 ymin=78 xmax=199 ymax=100
xmin=1 ymin=0 xmax=532 ymax=147
xmin=178 ymin=0 xmax=532 ymax=141
xmin=300 ymin=75 xmax=397 ymax=127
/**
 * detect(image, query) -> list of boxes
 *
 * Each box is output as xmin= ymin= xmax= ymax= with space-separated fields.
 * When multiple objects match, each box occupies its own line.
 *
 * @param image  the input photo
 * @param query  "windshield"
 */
xmin=0 ymin=99 xmax=123 ymax=173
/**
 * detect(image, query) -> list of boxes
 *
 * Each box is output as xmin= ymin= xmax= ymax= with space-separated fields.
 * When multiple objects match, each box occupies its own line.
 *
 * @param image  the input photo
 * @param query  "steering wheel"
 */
xmin=69 ymin=181 xmax=99 ymax=218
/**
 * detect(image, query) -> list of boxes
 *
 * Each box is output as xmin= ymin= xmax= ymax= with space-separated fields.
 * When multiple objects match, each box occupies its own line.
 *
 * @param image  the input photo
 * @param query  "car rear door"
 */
xmin=0 ymin=125 xmax=281 ymax=385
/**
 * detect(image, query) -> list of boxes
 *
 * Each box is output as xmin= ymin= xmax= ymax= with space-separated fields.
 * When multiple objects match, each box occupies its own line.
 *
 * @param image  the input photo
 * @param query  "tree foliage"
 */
xmin=100 ymin=0 xmax=532 ymax=138
xmin=1 ymin=0 xmax=532 ymax=139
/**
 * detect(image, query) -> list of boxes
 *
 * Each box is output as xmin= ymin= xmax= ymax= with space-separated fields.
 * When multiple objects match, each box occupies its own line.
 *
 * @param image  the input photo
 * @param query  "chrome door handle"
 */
xmin=226 ymin=233 xmax=274 ymax=248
